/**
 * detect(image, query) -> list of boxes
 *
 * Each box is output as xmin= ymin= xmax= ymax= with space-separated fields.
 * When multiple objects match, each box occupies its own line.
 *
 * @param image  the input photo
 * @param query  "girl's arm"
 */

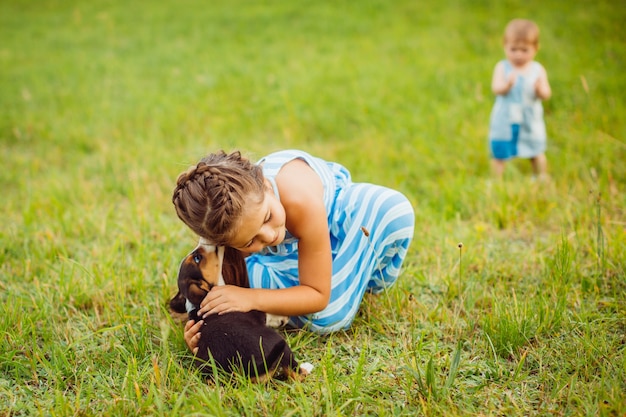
xmin=492 ymin=62 xmax=516 ymax=95
xmin=271 ymin=158 xmax=333 ymax=314
xmin=534 ymin=65 xmax=552 ymax=100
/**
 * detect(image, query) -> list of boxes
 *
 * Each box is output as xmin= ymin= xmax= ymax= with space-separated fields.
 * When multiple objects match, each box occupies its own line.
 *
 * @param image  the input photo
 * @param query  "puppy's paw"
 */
xmin=265 ymin=314 xmax=289 ymax=328
xmin=299 ymin=362 xmax=314 ymax=375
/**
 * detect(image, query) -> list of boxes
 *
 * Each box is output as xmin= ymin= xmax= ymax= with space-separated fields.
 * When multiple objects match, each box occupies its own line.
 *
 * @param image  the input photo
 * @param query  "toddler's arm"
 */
xmin=534 ymin=66 xmax=552 ymax=100
xmin=492 ymin=62 xmax=516 ymax=95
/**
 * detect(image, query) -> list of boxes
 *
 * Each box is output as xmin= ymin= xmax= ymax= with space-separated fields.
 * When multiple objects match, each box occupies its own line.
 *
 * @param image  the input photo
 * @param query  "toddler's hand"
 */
xmin=507 ymin=71 xmax=518 ymax=87
xmin=534 ymin=76 xmax=542 ymax=90
xmin=184 ymin=319 xmax=202 ymax=354
xmin=534 ymin=75 xmax=551 ymax=100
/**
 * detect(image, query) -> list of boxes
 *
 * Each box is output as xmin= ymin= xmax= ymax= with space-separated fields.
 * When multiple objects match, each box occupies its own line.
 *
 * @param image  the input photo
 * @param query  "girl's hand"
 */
xmin=198 ymin=285 xmax=255 ymax=317
xmin=184 ymin=319 xmax=202 ymax=354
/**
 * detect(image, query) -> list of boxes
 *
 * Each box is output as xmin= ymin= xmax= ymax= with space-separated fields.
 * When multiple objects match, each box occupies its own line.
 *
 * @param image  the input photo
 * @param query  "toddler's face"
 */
xmin=504 ymin=40 xmax=537 ymax=68
xmin=228 ymin=187 xmax=287 ymax=254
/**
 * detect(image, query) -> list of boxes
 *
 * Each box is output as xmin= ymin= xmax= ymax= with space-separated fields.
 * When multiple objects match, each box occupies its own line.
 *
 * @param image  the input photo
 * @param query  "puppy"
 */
xmin=169 ymin=239 xmax=311 ymax=382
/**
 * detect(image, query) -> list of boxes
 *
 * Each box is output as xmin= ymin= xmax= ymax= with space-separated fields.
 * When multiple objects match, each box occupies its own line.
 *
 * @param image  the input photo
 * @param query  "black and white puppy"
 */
xmin=169 ymin=239 xmax=312 ymax=382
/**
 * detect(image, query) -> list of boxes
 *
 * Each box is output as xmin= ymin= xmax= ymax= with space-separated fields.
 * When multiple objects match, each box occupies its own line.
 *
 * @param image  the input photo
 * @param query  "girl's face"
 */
xmin=228 ymin=186 xmax=287 ymax=254
xmin=504 ymin=40 xmax=537 ymax=68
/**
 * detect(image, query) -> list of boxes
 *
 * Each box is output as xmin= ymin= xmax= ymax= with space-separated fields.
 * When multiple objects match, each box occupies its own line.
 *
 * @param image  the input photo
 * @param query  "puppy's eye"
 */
xmin=193 ymin=254 xmax=202 ymax=264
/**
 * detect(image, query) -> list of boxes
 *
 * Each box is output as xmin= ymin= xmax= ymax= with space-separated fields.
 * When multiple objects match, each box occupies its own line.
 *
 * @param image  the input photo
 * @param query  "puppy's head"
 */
xmin=169 ymin=240 xmax=224 ymax=314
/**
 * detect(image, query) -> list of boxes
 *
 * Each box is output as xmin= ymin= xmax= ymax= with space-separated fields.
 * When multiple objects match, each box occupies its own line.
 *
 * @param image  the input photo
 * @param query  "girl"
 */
xmin=489 ymin=18 xmax=552 ymax=179
xmin=172 ymin=149 xmax=414 ymax=347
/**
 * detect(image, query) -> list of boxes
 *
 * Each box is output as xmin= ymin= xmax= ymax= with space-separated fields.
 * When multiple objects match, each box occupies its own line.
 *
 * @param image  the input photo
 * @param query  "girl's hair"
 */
xmin=172 ymin=150 xmax=265 ymax=245
xmin=503 ymin=18 xmax=540 ymax=47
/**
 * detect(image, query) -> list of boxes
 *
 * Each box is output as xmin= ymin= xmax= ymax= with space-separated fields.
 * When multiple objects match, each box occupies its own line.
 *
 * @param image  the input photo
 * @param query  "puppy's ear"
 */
xmin=169 ymin=291 xmax=187 ymax=314
xmin=223 ymin=247 xmax=249 ymax=287
xmin=186 ymin=283 xmax=209 ymax=308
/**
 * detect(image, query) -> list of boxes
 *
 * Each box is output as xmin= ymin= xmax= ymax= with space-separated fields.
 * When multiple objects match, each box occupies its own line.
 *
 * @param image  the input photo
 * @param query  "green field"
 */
xmin=1 ymin=0 xmax=625 ymax=415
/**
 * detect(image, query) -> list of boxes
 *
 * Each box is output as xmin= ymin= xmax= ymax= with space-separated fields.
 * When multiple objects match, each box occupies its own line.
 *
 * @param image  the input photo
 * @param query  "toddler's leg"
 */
xmin=491 ymin=158 xmax=506 ymax=178
xmin=490 ymin=124 xmax=519 ymax=178
xmin=530 ymin=153 xmax=548 ymax=179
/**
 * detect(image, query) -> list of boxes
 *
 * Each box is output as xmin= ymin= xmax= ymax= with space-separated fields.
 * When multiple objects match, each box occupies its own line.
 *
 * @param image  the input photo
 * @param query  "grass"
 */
xmin=1 ymin=0 xmax=625 ymax=415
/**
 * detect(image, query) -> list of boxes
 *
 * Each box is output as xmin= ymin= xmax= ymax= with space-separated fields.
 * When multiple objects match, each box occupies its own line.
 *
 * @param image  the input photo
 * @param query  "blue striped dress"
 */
xmin=245 ymin=150 xmax=415 ymax=333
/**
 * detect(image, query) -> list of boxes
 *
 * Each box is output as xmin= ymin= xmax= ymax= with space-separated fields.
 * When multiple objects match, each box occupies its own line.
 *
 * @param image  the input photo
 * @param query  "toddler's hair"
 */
xmin=503 ymin=18 xmax=540 ymax=47
xmin=172 ymin=150 xmax=265 ymax=245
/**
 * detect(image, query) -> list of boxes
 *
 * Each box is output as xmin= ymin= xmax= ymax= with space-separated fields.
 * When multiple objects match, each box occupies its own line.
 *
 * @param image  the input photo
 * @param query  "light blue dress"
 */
xmin=489 ymin=60 xmax=547 ymax=159
xmin=245 ymin=150 xmax=415 ymax=333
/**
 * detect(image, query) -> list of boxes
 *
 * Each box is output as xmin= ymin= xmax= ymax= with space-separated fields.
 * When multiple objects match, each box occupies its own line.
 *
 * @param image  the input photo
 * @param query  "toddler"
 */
xmin=489 ymin=18 xmax=552 ymax=179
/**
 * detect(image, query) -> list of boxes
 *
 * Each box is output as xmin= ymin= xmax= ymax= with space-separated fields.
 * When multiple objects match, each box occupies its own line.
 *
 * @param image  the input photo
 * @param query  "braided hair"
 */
xmin=172 ymin=150 xmax=265 ymax=245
